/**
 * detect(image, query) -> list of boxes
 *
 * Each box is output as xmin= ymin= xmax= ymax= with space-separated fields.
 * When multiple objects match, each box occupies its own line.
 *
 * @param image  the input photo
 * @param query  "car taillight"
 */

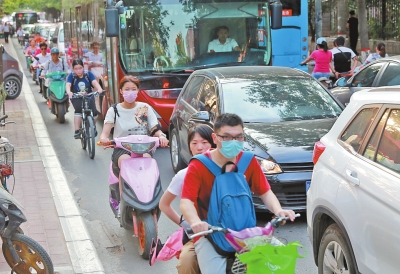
xmin=143 ymin=89 xmax=181 ymax=99
xmin=313 ymin=141 xmax=326 ymax=165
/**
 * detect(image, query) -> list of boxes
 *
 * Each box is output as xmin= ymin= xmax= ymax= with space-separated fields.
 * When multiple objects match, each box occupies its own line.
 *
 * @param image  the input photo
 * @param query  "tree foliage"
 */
xmin=1 ymin=0 xmax=61 ymax=14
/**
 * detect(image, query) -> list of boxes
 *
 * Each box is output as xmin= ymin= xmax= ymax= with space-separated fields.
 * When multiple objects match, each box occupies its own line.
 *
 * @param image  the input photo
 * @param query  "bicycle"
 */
xmin=72 ymin=92 xmax=99 ymax=159
xmin=0 ymin=115 xmax=16 ymax=191
xmin=186 ymin=213 xmax=302 ymax=274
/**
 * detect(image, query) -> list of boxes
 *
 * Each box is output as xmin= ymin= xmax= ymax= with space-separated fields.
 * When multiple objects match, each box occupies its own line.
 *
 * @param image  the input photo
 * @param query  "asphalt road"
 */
xmin=12 ymin=37 xmax=318 ymax=274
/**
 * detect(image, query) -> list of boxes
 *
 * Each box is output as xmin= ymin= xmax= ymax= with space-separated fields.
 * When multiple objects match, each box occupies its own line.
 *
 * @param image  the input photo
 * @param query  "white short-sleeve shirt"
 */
xmin=167 ymin=168 xmax=188 ymax=196
xmin=207 ymin=38 xmax=239 ymax=53
xmin=104 ymin=102 xmax=158 ymax=138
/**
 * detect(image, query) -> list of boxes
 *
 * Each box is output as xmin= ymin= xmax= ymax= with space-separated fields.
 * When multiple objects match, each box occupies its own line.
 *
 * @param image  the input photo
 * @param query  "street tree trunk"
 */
xmin=337 ymin=0 xmax=347 ymax=37
xmin=357 ymin=0 xmax=369 ymax=63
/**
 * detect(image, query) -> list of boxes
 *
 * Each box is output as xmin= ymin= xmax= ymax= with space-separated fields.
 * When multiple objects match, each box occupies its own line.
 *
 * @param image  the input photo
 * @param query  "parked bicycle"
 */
xmin=72 ymin=92 xmax=99 ymax=159
xmin=0 ymin=115 xmax=54 ymax=274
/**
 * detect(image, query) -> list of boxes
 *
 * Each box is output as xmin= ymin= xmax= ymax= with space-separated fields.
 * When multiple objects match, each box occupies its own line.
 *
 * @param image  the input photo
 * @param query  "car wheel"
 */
xmin=4 ymin=76 xmax=22 ymax=99
xmin=317 ymin=223 xmax=356 ymax=274
xmin=170 ymin=127 xmax=186 ymax=173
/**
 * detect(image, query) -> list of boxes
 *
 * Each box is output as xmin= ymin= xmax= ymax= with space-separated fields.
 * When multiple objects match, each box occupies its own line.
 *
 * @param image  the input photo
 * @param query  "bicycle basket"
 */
xmin=0 ymin=142 xmax=14 ymax=177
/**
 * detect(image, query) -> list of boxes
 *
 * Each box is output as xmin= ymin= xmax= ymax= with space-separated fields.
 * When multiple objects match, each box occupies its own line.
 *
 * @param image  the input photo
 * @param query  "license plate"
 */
xmin=306 ymin=181 xmax=311 ymax=194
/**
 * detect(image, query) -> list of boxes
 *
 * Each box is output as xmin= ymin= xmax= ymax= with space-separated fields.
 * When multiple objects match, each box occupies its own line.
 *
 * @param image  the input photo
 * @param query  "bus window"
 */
xmin=281 ymin=0 xmax=301 ymax=16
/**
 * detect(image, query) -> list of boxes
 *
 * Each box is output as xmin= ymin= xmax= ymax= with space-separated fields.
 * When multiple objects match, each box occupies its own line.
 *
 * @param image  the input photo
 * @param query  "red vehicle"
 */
xmin=62 ymin=0 xmax=283 ymax=131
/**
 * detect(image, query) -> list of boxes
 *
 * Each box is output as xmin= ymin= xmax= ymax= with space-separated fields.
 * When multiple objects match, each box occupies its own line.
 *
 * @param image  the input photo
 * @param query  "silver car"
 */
xmin=307 ymin=86 xmax=400 ymax=273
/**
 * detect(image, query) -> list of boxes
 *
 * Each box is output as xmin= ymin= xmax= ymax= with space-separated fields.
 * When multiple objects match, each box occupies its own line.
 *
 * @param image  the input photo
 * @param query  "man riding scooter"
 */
xmin=41 ymin=47 xmax=68 ymax=100
xmin=31 ymin=42 xmax=51 ymax=91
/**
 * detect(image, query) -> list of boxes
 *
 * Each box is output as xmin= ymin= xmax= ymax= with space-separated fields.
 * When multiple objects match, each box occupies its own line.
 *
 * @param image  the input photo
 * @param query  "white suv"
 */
xmin=307 ymin=87 xmax=400 ymax=274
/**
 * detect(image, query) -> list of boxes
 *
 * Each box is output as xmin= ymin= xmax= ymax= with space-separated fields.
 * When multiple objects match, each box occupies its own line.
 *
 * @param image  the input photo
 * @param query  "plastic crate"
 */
xmin=0 ymin=142 xmax=14 ymax=177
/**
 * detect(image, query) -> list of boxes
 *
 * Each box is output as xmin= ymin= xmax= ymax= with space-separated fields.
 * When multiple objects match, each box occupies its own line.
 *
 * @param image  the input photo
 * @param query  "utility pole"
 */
xmin=337 ymin=0 xmax=347 ymax=38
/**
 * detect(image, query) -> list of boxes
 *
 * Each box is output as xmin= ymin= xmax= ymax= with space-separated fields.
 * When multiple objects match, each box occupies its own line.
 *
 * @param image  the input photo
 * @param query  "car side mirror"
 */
xmin=52 ymin=37 xmax=57 ymax=44
xmin=334 ymin=77 xmax=350 ymax=88
xmin=188 ymin=111 xmax=211 ymax=127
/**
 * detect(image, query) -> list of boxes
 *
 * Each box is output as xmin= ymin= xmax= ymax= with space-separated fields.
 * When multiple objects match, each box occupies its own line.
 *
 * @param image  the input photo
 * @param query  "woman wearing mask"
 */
xmin=66 ymin=59 xmax=103 ymax=138
xmin=300 ymin=37 xmax=335 ymax=79
xmin=159 ymin=124 xmax=215 ymax=274
xmin=100 ymin=76 xmax=169 ymax=204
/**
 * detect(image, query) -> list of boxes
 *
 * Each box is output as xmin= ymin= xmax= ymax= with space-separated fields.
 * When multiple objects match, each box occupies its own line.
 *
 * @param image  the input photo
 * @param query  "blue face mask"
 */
xmin=220 ymin=140 xmax=244 ymax=158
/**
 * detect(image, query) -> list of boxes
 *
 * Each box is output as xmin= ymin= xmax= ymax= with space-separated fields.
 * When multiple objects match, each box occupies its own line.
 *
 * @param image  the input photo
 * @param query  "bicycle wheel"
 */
xmin=80 ymin=119 xmax=87 ymax=150
xmin=2 ymin=233 xmax=54 ymax=274
xmin=86 ymin=115 xmax=96 ymax=159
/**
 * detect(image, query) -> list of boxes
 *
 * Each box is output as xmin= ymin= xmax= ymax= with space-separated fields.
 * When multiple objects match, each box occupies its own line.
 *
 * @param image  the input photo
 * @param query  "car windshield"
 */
xmin=222 ymin=77 xmax=342 ymax=122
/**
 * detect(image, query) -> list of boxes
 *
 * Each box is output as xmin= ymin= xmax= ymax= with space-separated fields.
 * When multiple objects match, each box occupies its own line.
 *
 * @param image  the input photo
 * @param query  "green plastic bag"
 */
xmin=237 ymin=242 xmax=305 ymax=274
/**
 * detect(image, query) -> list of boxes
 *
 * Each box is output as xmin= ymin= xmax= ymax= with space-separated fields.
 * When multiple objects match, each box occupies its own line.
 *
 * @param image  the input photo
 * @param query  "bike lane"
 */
xmin=0 ymin=39 xmax=104 ymax=273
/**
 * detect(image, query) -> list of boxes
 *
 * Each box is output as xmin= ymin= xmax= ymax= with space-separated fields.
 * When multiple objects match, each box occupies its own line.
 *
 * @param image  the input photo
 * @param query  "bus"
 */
xmin=61 ymin=0 xmax=286 ymax=131
xmin=13 ymin=10 xmax=39 ymax=29
xmin=271 ymin=0 xmax=308 ymax=71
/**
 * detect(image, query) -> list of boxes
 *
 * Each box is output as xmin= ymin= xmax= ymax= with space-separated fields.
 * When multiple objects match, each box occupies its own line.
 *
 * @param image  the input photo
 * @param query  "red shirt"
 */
xmin=181 ymin=151 xmax=270 ymax=219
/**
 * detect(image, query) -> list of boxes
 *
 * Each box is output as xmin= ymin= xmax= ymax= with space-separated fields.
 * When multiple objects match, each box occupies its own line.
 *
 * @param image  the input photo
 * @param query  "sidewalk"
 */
xmin=0 ymin=39 xmax=104 ymax=273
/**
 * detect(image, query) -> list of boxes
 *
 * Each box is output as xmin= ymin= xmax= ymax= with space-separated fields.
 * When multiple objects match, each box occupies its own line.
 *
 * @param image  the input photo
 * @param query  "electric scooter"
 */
xmin=100 ymin=135 xmax=163 ymax=259
xmin=45 ymin=71 xmax=69 ymax=124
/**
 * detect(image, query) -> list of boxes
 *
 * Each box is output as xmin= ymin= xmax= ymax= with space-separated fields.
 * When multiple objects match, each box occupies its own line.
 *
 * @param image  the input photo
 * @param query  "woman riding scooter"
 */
xmin=100 ymin=75 xmax=169 ymax=196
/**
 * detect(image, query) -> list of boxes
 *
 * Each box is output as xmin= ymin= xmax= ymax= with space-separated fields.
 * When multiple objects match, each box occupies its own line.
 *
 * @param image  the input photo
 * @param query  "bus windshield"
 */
xmin=119 ymin=0 xmax=272 ymax=73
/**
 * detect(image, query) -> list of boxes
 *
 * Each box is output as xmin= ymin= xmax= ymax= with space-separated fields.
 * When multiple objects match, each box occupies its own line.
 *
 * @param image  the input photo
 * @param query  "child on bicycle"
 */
xmin=180 ymin=113 xmax=296 ymax=274
xmin=160 ymin=124 xmax=215 ymax=274
xmin=66 ymin=59 xmax=103 ymax=138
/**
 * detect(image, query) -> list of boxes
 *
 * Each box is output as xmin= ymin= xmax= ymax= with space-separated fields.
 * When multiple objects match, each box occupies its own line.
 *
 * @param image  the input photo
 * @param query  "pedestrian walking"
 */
xmin=3 ymin=23 xmax=10 ymax=43
xmin=346 ymin=10 xmax=358 ymax=56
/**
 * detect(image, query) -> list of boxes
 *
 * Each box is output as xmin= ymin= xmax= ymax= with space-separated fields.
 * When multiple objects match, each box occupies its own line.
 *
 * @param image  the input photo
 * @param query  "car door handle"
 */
xmin=345 ymin=169 xmax=360 ymax=186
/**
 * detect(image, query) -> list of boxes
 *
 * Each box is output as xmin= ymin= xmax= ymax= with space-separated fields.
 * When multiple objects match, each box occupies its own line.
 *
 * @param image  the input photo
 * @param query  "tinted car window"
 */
xmin=340 ymin=108 xmax=379 ymax=152
xmin=363 ymin=109 xmax=390 ymax=160
xmin=222 ymin=77 xmax=342 ymax=123
xmin=379 ymin=62 xmax=400 ymax=86
xmin=181 ymin=76 xmax=204 ymax=110
xmin=198 ymin=79 xmax=218 ymax=121
xmin=365 ymin=109 xmax=400 ymax=173
xmin=351 ymin=63 xmax=384 ymax=87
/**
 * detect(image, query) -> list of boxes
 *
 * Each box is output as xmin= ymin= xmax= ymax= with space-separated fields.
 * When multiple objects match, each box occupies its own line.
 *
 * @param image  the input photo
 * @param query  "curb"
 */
xmin=7 ymin=41 xmax=105 ymax=274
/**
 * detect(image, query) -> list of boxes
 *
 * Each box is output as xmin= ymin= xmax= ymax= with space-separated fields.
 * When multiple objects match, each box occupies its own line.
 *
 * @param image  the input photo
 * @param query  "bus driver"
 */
xmin=207 ymin=26 xmax=241 ymax=53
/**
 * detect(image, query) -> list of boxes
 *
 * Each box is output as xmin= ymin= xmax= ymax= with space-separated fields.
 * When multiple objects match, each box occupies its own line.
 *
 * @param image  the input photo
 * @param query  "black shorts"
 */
xmin=70 ymin=97 xmax=98 ymax=118
xmin=111 ymin=148 xmax=131 ymax=177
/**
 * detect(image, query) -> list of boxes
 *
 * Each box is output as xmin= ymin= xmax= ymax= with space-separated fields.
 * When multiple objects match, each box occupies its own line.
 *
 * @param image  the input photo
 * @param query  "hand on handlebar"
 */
xmin=273 ymin=210 xmax=298 ymax=225
xmin=67 ymin=91 xmax=73 ymax=99
xmin=190 ymin=221 xmax=210 ymax=234
xmin=158 ymin=136 xmax=169 ymax=148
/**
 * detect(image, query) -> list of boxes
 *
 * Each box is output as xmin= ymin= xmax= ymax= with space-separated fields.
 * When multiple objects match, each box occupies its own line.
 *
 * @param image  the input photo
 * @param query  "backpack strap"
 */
xmin=192 ymin=154 xmax=221 ymax=177
xmin=236 ymin=151 xmax=254 ymax=173
xmin=112 ymin=103 xmax=120 ymax=124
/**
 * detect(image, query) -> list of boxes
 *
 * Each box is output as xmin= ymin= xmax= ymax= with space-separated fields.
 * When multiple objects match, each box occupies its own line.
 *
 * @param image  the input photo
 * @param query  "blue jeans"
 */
xmin=312 ymin=72 xmax=331 ymax=79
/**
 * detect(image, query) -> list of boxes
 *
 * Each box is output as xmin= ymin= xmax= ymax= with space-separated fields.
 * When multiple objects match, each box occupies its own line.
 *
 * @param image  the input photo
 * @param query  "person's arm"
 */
xmin=260 ymin=190 xmax=296 ymax=221
xmin=300 ymin=56 xmax=312 ymax=65
xmin=65 ymin=82 xmax=73 ymax=98
xmin=91 ymin=79 xmax=103 ymax=93
xmin=159 ymin=191 xmax=180 ymax=225
xmin=180 ymin=163 xmax=210 ymax=233
xmin=100 ymin=123 xmax=113 ymax=145
xmin=350 ymin=57 xmax=358 ymax=74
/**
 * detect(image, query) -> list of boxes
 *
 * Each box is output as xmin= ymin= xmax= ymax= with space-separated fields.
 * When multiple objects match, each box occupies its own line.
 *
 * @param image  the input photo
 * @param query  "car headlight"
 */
xmin=256 ymin=157 xmax=283 ymax=175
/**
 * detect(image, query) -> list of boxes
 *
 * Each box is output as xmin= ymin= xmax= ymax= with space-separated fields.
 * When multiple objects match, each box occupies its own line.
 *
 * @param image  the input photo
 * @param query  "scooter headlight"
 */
xmin=121 ymin=141 xmax=156 ymax=154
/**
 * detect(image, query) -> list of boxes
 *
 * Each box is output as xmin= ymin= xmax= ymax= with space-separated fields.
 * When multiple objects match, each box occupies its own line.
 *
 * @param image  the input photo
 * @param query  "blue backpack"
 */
xmin=193 ymin=151 xmax=257 ymax=256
